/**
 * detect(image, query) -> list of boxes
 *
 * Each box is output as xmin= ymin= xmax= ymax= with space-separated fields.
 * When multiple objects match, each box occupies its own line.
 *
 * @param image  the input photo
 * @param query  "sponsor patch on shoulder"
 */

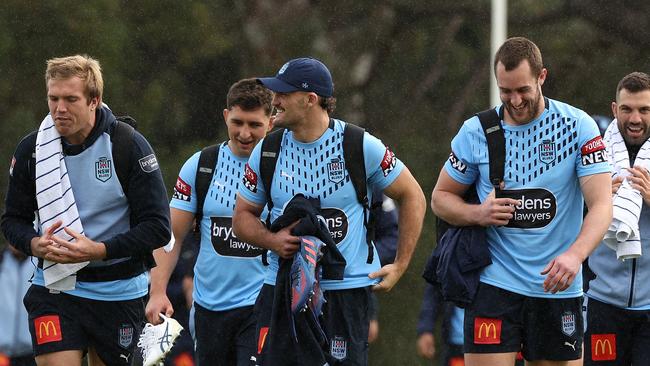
xmin=138 ymin=154 xmax=159 ymax=173
xmin=581 ymin=136 xmax=606 ymax=166
xmin=172 ymin=176 xmax=191 ymax=201
xmin=380 ymin=148 xmax=396 ymax=177
xmin=243 ymin=163 xmax=258 ymax=193
xmin=448 ymin=151 xmax=467 ymax=173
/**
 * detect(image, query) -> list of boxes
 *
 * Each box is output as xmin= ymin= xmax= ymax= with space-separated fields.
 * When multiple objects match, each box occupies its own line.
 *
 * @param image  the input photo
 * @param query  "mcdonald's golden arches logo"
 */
xmin=473 ymin=317 xmax=502 ymax=344
xmin=591 ymin=334 xmax=616 ymax=361
xmin=34 ymin=315 xmax=62 ymax=345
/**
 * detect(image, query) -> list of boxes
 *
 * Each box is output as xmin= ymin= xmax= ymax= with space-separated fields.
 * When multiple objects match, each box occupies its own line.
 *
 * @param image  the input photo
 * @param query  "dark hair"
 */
xmin=318 ymin=96 xmax=337 ymax=114
xmin=226 ymin=78 xmax=273 ymax=115
xmin=617 ymin=72 xmax=650 ymax=98
xmin=494 ymin=37 xmax=543 ymax=77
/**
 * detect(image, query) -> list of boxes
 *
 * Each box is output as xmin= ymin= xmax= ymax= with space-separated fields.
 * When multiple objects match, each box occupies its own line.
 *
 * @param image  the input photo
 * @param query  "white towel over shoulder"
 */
xmin=35 ymin=115 xmax=89 ymax=291
xmin=602 ymin=119 xmax=650 ymax=260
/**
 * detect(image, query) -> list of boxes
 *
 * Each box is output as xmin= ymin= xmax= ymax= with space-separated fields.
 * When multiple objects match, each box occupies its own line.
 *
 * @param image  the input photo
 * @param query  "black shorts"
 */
xmin=193 ymin=302 xmax=256 ymax=366
xmin=23 ymin=284 xmax=145 ymax=365
xmin=584 ymin=296 xmax=650 ymax=365
xmin=463 ymin=283 xmax=583 ymax=361
xmin=321 ymin=286 xmax=371 ymax=366
xmin=253 ymin=284 xmax=371 ymax=366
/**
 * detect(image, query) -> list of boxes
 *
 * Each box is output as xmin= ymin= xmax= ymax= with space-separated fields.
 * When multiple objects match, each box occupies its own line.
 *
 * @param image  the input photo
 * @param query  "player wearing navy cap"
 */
xmin=234 ymin=57 xmax=426 ymax=365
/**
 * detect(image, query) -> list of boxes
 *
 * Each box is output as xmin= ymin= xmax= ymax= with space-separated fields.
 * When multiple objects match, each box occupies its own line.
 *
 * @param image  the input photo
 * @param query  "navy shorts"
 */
xmin=584 ymin=296 xmax=650 ymax=365
xmin=23 ymin=284 xmax=145 ymax=365
xmin=464 ymin=283 xmax=582 ymax=361
xmin=193 ymin=302 xmax=256 ymax=366
xmin=253 ymin=284 xmax=371 ymax=366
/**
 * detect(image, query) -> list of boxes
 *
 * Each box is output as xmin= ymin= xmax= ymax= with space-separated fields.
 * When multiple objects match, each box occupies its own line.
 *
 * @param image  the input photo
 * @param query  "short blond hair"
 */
xmin=45 ymin=55 xmax=103 ymax=102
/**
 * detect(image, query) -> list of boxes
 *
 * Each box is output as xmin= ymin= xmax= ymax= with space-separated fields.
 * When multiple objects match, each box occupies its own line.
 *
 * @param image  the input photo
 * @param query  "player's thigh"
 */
xmin=34 ymin=350 xmax=83 ymax=366
xmin=252 ymin=284 xmax=274 ymax=359
xmin=85 ymin=296 xmax=146 ymax=366
xmin=321 ymin=287 xmax=372 ymax=365
xmin=465 ymin=352 xmax=518 ymax=366
xmin=87 ymin=347 xmax=106 ymax=366
xmin=463 ymin=283 xmax=523 ymax=354
xmin=24 ymin=286 xmax=87 ymax=359
xmin=522 ymin=296 xmax=583 ymax=362
xmin=234 ymin=306 xmax=257 ymax=366
xmin=584 ymin=297 xmax=632 ymax=366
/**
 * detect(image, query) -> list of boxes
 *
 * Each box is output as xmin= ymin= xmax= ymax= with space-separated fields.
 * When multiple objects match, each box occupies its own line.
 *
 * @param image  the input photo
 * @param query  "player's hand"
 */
xmin=30 ymin=220 xmax=63 ymax=258
xmin=416 ymin=332 xmax=435 ymax=359
xmin=627 ymin=166 xmax=650 ymax=205
xmin=271 ymin=223 xmax=300 ymax=259
xmin=369 ymin=263 xmax=406 ymax=293
xmin=611 ymin=175 xmax=624 ymax=195
xmin=145 ymin=292 xmax=174 ymax=324
xmin=541 ymin=250 xmax=582 ymax=293
xmin=477 ymin=189 xmax=519 ymax=227
xmin=45 ymin=227 xmax=106 ymax=263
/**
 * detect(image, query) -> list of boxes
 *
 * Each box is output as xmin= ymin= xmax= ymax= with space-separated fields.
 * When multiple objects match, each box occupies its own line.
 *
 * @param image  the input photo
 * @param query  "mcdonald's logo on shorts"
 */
xmin=473 ymin=317 xmax=502 ymax=344
xmin=34 ymin=315 xmax=62 ymax=345
xmin=591 ymin=334 xmax=616 ymax=361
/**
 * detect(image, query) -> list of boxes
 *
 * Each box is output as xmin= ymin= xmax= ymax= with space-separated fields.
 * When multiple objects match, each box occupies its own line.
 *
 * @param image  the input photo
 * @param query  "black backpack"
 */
xmin=192 ymin=122 xmax=385 ymax=264
xmin=257 ymin=122 xmax=379 ymax=264
xmin=435 ymin=107 xmax=505 ymax=243
xmin=111 ymin=116 xmax=138 ymax=195
xmin=28 ymin=115 xmax=139 ymax=197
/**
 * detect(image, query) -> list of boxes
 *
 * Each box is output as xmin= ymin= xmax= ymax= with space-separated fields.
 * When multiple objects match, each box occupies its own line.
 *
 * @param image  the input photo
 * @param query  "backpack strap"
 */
xmin=194 ymin=142 xmax=223 ymax=232
xmin=475 ymin=107 xmax=505 ymax=194
xmin=259 ymin=128 xmax=285 ymax=223
xmin=111 ymin=119 xmax=136 ymax=195
xmin=343 ymin=123 xmax=377 ymax=264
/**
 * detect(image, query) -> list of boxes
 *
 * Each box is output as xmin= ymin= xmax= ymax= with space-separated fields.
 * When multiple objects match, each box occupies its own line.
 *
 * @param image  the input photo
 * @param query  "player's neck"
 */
xmin=291 ymin=112 xmax=330 ymax=143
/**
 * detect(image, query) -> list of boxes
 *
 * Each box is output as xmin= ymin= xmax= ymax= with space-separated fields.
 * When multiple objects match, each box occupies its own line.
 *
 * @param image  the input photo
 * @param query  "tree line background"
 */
xmin=1 ymin=1 xmax=648 ymax=364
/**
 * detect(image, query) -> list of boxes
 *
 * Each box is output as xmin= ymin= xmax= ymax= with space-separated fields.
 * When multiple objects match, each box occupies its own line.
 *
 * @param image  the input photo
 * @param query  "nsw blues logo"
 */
xmin=561 ymin=311 xmax=576 ymax=336
xmin=330 ymin=336 xmax=347 ymax=361
xmin=539 ymin=140 xmax=556 ymax=164
xmin=95 ymin=157 xmax=112 ymax=182
xmin=327 ymin=157 xmax=345 ymax=183
xmin=118 ymin=323 xmax=134 ymax=349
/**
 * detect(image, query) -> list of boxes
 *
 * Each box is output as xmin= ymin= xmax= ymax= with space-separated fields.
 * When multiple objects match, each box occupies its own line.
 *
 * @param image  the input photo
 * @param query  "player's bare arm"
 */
xmin=370 ymin=167 xmax=426 ymax=292
xmin=541 ymin=172 xmax=612 ymax=293
xmin=233 ymin=195 xmax=300 ymax=259
xmin=431 ymin=168 xmax=519 ymax=227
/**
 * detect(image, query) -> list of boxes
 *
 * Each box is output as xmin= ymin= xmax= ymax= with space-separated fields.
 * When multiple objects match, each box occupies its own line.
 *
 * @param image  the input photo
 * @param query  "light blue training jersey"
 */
xmin=171 ymin=143 xmax=266 ymax=311
xmin=32 ymin=133 xmax=148 ymax=301
xmin=444 ymin=98 xmax=609 ymax=298
xmin=238 ymin=119 xmax=404 ymax=291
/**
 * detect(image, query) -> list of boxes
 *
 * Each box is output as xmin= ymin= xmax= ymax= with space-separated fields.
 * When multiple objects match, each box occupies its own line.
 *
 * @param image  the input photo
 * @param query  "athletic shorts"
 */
xmin=463 ymin=283 xmax=582 ymax=361
xmin=584 ymin=296 xmax=650 ymax=365
xmin=23 ymin=284 xmax=145 ymax=365
xmin=193 ymin=302 xmax=256 ymax=366
xmin=253 ymin=284 xmax=371 ymax=366
xmin=321 ymin=286 xmax=372 ymax=366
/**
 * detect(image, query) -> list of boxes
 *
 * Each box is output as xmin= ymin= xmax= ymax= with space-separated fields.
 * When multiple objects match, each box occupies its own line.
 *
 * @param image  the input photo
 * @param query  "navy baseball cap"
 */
xmin=258 ymin=57 xmax=333 ymax=97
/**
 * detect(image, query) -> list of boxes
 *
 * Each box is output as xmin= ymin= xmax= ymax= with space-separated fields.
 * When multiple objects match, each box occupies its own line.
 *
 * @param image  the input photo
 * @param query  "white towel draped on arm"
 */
xmin=602 ymin=119 xmax=650 ymax=260
xmin=35 ymin=114 xmax=89 ymax=291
